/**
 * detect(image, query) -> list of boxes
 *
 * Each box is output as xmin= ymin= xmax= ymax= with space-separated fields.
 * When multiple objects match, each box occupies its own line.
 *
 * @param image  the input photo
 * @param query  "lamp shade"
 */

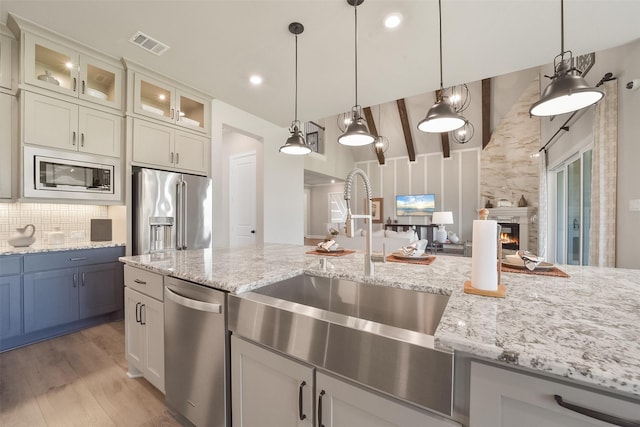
xmin=432 ymin=211 xmax=454 ymax=225
xmin=417 ymin=100 xmax=466 ymax=133
xmin=529 ymin=71 xmax=605 ymax=117
xmin=279 ymin=129 xmax=311 ymax=155
xmin=338 ymin=116 xmax=375 ymax=146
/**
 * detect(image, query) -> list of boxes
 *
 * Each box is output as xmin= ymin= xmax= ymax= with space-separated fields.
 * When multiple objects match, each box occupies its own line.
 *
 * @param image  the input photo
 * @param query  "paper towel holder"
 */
xmin=464 ymin=210 xmax=506 ymax=298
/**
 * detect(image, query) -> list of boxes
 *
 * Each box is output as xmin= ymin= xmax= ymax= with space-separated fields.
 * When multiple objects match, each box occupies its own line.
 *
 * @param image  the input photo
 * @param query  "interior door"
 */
xmin=229 ymin=152 xmax=256 ymax=247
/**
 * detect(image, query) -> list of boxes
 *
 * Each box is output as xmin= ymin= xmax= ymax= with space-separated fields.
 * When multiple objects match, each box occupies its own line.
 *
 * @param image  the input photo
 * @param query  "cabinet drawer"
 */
xmin=24 ymin=246 xmax=124 ymax=272
xmin=124 ymin=265 xmax=164 ymax=301
xmin=0 ymin=255 xmax=22 ymax=276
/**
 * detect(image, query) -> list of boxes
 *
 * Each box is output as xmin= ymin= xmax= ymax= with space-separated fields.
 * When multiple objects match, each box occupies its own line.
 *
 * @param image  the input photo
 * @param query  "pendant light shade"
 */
xmin=339 ymin=108 xmax=374 ymax=146
xmin=529 ymin=61 xmax=604 ymax=116
xmin=417 ymin=0 xmax=465 ymax=134
xmin=417 ymin=97 xmax=466 ymax=133
xmin=338 ymin=0 xmax=374 ymax=147
xmin=529 ymin=0 xmax=604 ymax=117
xmin=280 ymin=22 xmax=312 ymax=155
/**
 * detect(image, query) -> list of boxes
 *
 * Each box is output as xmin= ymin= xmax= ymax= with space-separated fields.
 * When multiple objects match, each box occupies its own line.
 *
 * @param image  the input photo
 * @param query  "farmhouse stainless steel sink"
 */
xmin=228 ymin=274 xmax=454 ymax=416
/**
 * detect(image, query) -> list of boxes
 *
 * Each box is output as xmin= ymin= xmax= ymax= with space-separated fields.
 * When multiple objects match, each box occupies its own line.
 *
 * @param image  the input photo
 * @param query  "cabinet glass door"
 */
xmin=25 ymin=33 xmax=78 ymax=96
xmin=135 ymin=74 xmax=174 ymax=124
xmin=79 ymin=56 xmax=123 ymax=109
xmin=177 ymin=92 xmax=205 ymax=131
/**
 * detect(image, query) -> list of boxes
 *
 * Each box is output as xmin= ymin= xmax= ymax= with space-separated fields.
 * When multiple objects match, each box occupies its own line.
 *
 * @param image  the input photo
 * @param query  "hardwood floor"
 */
xmin=0 ymin=321 xmax=182 ymax=427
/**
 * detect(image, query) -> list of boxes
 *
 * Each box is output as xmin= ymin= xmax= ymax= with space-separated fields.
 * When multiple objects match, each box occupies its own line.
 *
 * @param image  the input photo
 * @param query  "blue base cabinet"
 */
xmin=0 ymin=246 xmax=124 ymax=352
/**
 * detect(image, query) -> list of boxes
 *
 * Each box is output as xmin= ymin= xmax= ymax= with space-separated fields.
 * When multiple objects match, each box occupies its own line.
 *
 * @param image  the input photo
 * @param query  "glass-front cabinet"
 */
xmin=23 ymin=33 xmax=123 ymax=110
xmin=133 ymin=72 xmax=209 ymax=134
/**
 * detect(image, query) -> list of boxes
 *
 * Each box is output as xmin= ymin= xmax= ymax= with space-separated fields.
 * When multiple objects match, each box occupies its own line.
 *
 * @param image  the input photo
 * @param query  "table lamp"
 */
xmin=432 ymin=211 xmax=454 ymax=243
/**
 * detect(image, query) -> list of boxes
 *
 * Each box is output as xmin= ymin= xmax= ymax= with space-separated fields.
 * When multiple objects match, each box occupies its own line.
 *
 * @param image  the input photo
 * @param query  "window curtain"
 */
xmin=589 ymin=80 xmax=617 ymax=267
xmin=538 ymin=150 xmax=548 ymax=259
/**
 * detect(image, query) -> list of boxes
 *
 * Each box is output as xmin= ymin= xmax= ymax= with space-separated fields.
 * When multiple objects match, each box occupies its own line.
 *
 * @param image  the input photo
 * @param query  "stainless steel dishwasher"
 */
xmin=164 ymin=276 xmax=229 ymax=427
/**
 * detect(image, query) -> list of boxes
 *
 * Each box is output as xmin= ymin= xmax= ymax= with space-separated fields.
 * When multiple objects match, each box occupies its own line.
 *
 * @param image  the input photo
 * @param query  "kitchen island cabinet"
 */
xmin=1 ymin=245 xmax=124 ymax=351
xmin=123 ymin=265 xmax=165 ymax=392
xmin=232 ymin=335 xmax=458 ymax=427
xmin=120 ymin=244 xmax=640 ymax=425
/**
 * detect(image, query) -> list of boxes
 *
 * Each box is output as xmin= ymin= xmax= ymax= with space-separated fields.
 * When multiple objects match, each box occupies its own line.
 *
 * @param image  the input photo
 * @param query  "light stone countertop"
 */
xmin=119 ymin=243 xmax=640 ymax=398
xmin=1 ymin=241 xmax=126 ymax=255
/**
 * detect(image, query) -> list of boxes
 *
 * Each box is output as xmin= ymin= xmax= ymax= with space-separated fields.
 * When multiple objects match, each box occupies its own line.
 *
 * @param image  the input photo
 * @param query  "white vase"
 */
xmin=435 ymin=225 xmax=448 ymax=243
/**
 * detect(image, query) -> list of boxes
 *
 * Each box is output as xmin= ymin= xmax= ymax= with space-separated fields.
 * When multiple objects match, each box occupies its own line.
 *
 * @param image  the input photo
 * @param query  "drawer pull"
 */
xmin=69 ymin=257 xmax=87 ymax=261
xmin=134 ymin=279 xmax=147 ymax=285
xmin=554 ymin=395 xmax=639 ymax=427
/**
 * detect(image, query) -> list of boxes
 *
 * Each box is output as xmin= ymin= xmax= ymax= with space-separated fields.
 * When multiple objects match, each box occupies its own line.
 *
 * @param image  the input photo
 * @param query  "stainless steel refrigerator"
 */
xmin=132 ymin=167 xmax=212 ymax=255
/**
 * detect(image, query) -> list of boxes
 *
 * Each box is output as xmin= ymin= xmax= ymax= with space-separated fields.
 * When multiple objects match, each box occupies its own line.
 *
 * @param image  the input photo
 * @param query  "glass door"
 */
xmin=176 ymin=90 xmax=207 ymax=132
xmin=79 ymin=55 xmax=123 ymax=109
xmin=134 ymin=73 xmax=175 ymax=125
xmin=24 ymin=33 xmax=79 ymax=97
xmin=552 ymin=148 xmax=592 ymax=265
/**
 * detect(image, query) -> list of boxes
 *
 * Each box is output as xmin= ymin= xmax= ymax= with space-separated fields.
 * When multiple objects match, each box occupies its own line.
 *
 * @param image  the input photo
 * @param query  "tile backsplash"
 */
xmin=0 ymin=202 xmax=109 ymax=248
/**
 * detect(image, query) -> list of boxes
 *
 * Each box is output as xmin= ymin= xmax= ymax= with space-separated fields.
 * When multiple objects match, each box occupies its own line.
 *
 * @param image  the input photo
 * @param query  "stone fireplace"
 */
xmin=488 ymin=207 xmax=536 ymax=252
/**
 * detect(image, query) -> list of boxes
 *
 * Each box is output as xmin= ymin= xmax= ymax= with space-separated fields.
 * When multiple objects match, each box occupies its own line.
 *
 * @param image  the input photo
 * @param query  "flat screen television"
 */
xmin=396 ymin=194 xmax=436 ymax=216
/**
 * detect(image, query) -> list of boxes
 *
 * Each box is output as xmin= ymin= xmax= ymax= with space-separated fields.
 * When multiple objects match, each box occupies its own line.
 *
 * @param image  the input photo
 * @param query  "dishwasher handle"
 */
xmin=165 ymin=286 xmax=223 ymax=313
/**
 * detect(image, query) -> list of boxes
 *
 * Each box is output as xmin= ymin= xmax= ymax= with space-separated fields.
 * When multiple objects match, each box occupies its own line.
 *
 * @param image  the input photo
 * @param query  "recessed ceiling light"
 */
xmin=384 ymin=13 xmax=402 ymax=29
xmin=249 ymin=75 xmax=263 ymax=86
xmin=331 ymin=179 xmax=335 ymax=184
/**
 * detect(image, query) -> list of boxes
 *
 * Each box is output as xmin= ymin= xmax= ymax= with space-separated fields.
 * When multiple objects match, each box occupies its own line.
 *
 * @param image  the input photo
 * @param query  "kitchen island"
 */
xmin=120 ymin=243 xmax=640 ymax=424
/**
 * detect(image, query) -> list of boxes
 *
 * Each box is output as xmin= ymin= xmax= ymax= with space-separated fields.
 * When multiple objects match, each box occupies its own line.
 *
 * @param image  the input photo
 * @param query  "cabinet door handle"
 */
xmin=554 ymin=395 xmax=639 ymax=427
xmin=133 ymin=278 xmax=147 ymax=285
xmin=81 ymin=272 xmax=85 ymax=286
xmin=317 ymin=390 xmax=326 ymax=427
xmin=82 ymin=80 xmax=86 ymax=94
xmin=176 ymin=152 xmax=180 ymax=164
xmin=72 ymin=131 xmax=76 ymax=146
xmin=80 ymin=133 xmax=85 ymax=147
xmin=73 ymin=77 xmax=77 ymax=92
xmin=298 ymin=381 xmax=307 ymax=421
xmin=135 ymin=302 xmax=141 ymax=323
xmin=140 ymin=304 xmax=146 ymax=325
xmin=73 ymin=273 xmax=77 ymax=288
xmin=176 ymin=110 xmax=181 ymax=121
xmin=170 ymin=108 xmax=175 ymax=119
xmin=170 ymin=152 xmax=174 ymax=163
xmin=69 ymin=257 xmax=87 ymax=261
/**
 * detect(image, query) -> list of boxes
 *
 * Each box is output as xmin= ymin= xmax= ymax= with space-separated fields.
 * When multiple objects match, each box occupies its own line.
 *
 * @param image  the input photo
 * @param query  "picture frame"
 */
xmin=306 ymin=131 xmax=319 ymax=152
xmin=370 ymin=197 xmax=383 ymax=223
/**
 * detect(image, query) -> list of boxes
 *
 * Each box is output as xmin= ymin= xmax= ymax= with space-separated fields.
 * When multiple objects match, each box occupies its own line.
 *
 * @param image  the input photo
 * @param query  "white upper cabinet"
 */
xmin=23 ymin=91 xmax=121 ymax=158
xmin=0 ymin=31 xmax=14 ymax=90
xmin=133 ymin=72 xmax=209 ymax=134
xmin=22 ymin=32 xmax=123 ymax=111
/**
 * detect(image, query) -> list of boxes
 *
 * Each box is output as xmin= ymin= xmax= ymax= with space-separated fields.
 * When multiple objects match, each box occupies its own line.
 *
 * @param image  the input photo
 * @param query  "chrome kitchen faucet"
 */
xmin=344 ymin=168 xmax=375 ymax=277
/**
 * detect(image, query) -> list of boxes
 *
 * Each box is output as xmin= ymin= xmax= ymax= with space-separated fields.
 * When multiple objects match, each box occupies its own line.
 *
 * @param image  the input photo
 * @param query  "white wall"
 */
xmin=542 ymin=39 xmax=640 ymax=269
xmin=304 ymin=117 xmax=356 ymax=180
xmin=306 ymin=182 xmax=345 ymax=238
xmin=354 ymin=149 xmax=480 ymax=243
xmin=211 ymin=100 xmax=303 ymax=247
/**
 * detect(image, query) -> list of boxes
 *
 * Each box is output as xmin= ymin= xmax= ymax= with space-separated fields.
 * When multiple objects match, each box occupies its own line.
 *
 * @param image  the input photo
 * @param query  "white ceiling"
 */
xmin=3 ymin=1 xmax=640 ymax=128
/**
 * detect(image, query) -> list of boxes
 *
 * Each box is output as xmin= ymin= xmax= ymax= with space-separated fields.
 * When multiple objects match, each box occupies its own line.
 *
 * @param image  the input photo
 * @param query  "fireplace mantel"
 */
xmin=485 ymin=207 xmax=536 ymax=218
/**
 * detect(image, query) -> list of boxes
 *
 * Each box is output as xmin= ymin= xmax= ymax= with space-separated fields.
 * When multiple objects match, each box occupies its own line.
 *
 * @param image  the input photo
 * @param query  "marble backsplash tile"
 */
xmin=0 ymin=202 xmax=109 ymax=248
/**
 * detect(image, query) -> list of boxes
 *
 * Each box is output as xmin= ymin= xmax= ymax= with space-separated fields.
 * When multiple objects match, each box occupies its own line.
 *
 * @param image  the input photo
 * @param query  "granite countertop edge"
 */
xmin=1 ymin=242 xmax=126 ymax=255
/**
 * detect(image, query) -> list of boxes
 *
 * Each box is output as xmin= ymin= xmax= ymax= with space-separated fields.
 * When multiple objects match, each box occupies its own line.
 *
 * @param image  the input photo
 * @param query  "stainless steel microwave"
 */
xmin=23 ymin=146 xmax=121 ymax=202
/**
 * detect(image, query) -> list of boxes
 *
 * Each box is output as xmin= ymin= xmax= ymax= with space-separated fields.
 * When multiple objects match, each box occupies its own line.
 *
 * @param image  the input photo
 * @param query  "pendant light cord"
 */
xmin=438 ymin=0 xmax=443 ymax=92
xmin=560 ymin=0 xmax=564 ymax=55
xmin=294 ymin=33 xmax=298 ymax=123
xmin=354 ymin=3 xmax=359 ymax=108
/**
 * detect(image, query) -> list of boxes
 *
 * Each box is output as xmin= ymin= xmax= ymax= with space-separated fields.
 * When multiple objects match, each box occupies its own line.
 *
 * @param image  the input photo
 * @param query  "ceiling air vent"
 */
xmin=129 ymin=31 xmax=170 ymax=56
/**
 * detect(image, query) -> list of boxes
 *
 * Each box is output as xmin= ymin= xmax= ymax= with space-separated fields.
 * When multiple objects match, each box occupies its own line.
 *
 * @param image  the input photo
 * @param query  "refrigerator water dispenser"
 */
xmin=149 ymin=216 xmax=174 ymax=252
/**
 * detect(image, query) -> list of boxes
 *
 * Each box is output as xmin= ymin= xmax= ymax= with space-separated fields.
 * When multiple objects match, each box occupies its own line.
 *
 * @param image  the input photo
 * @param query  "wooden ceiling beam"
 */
xmin=482 ymin=78 xmax=491 ymax=149
xmin=435 ymin=90 xmax=450 ymax=158
xmin=363 ymin=106 xmax=385 ymax=165
xmin=396 ymin=99 xmax=416 ymax=162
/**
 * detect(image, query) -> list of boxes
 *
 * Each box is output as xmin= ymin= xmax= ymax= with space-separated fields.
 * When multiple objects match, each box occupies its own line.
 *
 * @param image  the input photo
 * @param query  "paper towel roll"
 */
xmin=471 ymin=220 xmax=498 ymax=291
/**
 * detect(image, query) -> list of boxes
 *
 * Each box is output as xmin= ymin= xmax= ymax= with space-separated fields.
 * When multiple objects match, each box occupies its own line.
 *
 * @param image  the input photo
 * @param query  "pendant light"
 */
xmin=417 ymin=0 xmax=465 ymax=134
xmin=529 ymin=0 xmax=604 ymax=117
xmin=280 ymin=22 xmax=312 ymax=155
xmin=371 ymin=105 xmax=389 ymax=155
xmin=338 ymin=0 xmax=374 ymax=147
